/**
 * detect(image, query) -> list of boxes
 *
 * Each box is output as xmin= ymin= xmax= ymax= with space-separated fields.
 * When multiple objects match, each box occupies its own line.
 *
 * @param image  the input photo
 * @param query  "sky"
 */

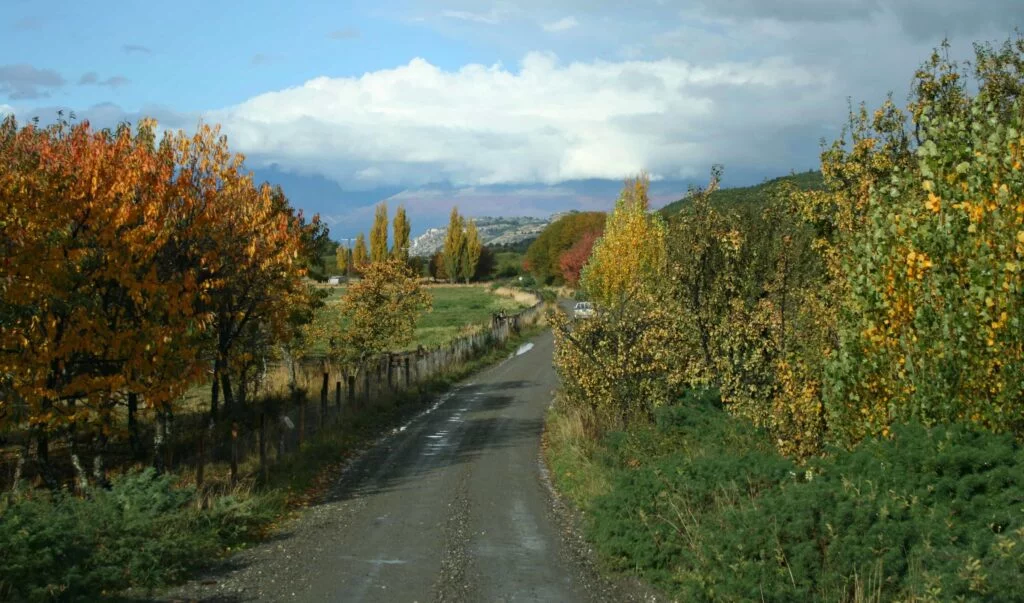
xmin=2 ymin=0 xmax=1022 ymax=240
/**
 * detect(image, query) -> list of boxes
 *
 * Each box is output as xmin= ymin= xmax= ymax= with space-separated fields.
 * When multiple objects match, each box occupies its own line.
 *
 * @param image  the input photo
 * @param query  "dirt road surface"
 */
xmin=159 ymin=328 xmax=649 ymax=603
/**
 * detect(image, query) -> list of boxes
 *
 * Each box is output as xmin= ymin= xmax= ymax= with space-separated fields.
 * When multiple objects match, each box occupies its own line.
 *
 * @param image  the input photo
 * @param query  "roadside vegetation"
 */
xmin=0 ymin=321 xmax=547 ymax=601
xmin=548 ymin=35 xmax=1024 ymax=601
xmin=0 ymin=111 xmax=545 ymax=600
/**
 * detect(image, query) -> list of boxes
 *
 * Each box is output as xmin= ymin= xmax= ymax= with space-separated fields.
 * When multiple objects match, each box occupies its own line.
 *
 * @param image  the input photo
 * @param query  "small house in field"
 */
xmin=327 ymin=276 xmax=342 ymax=285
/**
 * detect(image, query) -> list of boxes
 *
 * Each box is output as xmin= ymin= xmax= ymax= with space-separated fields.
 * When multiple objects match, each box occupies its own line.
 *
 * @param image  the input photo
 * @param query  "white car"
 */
xmin=573 ymin=301 xmax=595 ymax=319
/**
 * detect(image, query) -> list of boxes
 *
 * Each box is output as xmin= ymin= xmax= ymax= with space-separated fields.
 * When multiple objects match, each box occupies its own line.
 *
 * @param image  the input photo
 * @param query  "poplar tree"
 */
xmin=442 ymin=207 xmax=465 ymax=283
xmin=335 ymin=243 xmax=348 ymax=275
xmin=461 ymin=219 xmax=482 ymax=283
xmin=392 ymin=205 xmax=411 ymax=262
xmin=353 ymin=233 xmax=369 ymax=271
xmin=370 ymin=202 xmax=389 ymax=263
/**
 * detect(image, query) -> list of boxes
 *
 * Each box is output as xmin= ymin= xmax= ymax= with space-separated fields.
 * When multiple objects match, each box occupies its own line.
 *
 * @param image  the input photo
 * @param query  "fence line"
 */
xmin=1 ymin=297 xmax=547 ymax=491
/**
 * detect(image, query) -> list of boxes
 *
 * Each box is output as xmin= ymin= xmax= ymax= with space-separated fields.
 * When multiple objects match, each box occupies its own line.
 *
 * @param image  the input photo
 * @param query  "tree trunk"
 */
xmin=127 ymin=391 xmax=141 ymax=459
xmin=165 ymin=407 xmax=175 ymax=471
xmin=221 ymin=372 xmax=235 ymax=412
xmin=10 ymin=441 xmax=27 ymax=493
xmin=153 ymin=410 xmax=166 ymax=475
xmin=210 ymin=358 xmax=221 ymax=417
xmin=92 ymin=432 xmax=110 ymax=489
xmin=35 ymin=405 xmax=57 ymax=489
xmin=69 ymin=435 xmax=88 ymax=494
xmin=258 ymin=412 xmax=268 ymax=482
xmin=230 ymin=421 xmax=239 ymax=486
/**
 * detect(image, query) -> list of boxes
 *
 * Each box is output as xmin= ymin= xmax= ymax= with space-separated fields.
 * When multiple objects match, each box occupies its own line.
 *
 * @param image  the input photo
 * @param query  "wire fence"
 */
xmin=0 ymin=299 xmax=547 ymax=491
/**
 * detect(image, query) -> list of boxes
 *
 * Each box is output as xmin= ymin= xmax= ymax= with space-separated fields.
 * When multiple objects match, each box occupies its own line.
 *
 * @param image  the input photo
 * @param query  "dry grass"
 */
xmin=542 ymin=396 xmax=610 ymax=510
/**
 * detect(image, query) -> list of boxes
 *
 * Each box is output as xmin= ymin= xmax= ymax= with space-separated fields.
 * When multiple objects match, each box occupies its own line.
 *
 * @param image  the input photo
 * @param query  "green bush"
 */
xmin=583 ymin=399 xmax=1024 ymax=602
xmin=0 ymin=469 xmax=275 ymax=602
xmin=693 ymin=423 xmax=1024 ymax=602
xmin=588 ymin=399 xmax=795 ymax=591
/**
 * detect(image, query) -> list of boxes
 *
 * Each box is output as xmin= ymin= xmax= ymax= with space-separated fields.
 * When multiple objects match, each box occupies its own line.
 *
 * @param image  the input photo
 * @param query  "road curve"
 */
xmin=161 ymin=328 xmax=599 ymax=603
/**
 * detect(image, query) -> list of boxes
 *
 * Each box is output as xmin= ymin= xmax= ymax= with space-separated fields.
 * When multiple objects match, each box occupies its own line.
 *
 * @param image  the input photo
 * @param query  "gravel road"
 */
xmin=158 ymin=328 xmax=653 ymax=603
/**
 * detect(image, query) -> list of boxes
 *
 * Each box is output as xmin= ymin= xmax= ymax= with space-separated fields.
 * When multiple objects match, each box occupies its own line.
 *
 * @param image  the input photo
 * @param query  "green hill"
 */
xmin=659 ymin=170 xmax=825 ymax=216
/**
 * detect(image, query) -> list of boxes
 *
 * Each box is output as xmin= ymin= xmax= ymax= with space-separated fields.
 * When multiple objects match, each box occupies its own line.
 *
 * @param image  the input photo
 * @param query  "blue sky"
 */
xmin=3 ymin=0 xmax=1022 ymax=240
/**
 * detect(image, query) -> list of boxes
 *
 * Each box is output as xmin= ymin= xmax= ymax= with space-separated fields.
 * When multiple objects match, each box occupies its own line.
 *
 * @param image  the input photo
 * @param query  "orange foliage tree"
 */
xmin=0 ymin=116 xmax=323 ymax=486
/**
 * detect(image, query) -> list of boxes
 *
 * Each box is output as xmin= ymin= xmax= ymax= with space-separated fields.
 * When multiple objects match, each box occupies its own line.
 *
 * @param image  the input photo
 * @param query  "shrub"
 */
xmin=0 ymin=469 xmax=275 ymax=601
xmin=581 ymin=405 xmax=1024 ymax=602
xmin=691 ymin=422 xmax=1024 ymax=601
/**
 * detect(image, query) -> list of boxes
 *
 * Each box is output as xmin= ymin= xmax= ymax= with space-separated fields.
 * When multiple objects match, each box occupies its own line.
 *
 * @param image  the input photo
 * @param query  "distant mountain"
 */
xmin=408 ymin=213 xmax=572 ymax=257
xmin=658 ymin=170 xmax=825 ymax=216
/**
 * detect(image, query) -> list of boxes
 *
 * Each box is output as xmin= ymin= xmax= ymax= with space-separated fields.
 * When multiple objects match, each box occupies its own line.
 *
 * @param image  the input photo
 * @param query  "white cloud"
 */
xmin=543 ymin=16 xmax=578 ymax=32
xmin=440 ymin=8 xmax=506 ymax=24
xmin=205 ymin=52 xmax=832 ymax=189
xmin=0 ymin=104 xmax=14 ymax=116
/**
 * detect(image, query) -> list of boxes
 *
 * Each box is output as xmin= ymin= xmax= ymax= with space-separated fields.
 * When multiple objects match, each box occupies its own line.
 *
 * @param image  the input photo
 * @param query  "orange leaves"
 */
xmin=1 ymin=115 xmax=318 ymax=433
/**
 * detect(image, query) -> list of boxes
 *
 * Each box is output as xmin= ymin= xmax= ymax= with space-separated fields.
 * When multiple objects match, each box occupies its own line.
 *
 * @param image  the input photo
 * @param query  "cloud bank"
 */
xmin=206 ymin=52 xmax=831 ymax=190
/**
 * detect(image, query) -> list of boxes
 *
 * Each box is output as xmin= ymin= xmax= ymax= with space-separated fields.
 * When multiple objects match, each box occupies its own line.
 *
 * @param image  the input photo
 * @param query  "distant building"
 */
xmin=327 ymin=276 xmax=342 ymax=285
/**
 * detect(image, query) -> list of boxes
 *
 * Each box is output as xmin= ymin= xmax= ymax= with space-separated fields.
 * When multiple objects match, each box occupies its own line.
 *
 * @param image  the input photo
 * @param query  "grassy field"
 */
xmin=312 ymin=284 xmax=532 ymax=352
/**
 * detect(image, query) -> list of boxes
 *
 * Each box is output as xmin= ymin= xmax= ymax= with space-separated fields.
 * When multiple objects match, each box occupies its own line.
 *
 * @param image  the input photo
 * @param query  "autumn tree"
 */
xmin=525 ymin=211 xmax=606 ymax=284
xmin=558 ymin=229 xmax=602 ymax=286
xmin=552 ymin=174 xmax=677 ymax=433
xmin=334 ymin=259 xmax=432 ymax=361
xmin=825 ymin=38 xmax=1024 ymax=445
xmin=370 ymin=202 xmax=389 ymax=263
xmin=392 ymin=205 xmax=411 ymax=263
xmin=0 ymin=116 xmax=203 ymax=484
xmin=352 ymin=233 xmax=369 ymax=271
xmin=581 ymin=173 xmax=667 ymax=307
xmin=335 ymin=242 xmax=348 ymax=275
xmin=442 ymin=207 xmax=465 ymax=283
xmin=460 ymin=219 xmax=482 ymax=283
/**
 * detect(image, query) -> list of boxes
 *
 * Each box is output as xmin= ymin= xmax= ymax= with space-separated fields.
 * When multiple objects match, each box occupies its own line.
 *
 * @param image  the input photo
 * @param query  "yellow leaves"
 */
xmin=582 ymin=173 xmax=667 ymax=307
xmin=925 ymin=191 xmax=942 ymax=213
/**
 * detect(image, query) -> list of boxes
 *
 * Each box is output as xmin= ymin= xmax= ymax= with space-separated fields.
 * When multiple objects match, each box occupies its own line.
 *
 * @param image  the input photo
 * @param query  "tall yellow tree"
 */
xmin=353 ymin=233 xmax=369 ymax=271
xmin=580 ymin=172 xmax=667 ymax=307
xmin=335 ymin=243 xmax=348 ymax=275
xmin=460 ymin=219 xmax=482 ymax=283
xmin=442 ymin=207 xmax=465 ymax=283
xmin=370 ymin=202 xmax=389 ymax=263
xmin=392 ymin=205 xmax=411 ymax=262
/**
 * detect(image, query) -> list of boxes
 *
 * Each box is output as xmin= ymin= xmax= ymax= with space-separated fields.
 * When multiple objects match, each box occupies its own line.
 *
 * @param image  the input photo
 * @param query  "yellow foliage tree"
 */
xmin=580 ymin=172 xmax=667 ymax=307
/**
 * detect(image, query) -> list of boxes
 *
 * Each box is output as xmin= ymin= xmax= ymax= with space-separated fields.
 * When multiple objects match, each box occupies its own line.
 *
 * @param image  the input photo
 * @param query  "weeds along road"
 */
xmin=161 ymin=326 xmax=614 ymax=603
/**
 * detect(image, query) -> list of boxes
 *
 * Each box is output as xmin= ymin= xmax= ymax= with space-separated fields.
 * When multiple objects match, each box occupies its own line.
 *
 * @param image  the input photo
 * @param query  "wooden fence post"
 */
xmin=299 ymin=399 xmax=306 ymax=449
xmin=258 ymin=412 xmax=267 ymax=482
xmin=230 ymin=422 xmax=239 ymax=486
xmin=387 ymin=355 xmax=394 ymax=392
xmin=277 ymin=413 xmax=286 ymax=460
xmin=364 ymin=370 xmax=370 ymax=407
xmin=196 ymin=427 xmax=205 ymax=491
xmin=320 ymin=372 xmax=329 ymax=429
